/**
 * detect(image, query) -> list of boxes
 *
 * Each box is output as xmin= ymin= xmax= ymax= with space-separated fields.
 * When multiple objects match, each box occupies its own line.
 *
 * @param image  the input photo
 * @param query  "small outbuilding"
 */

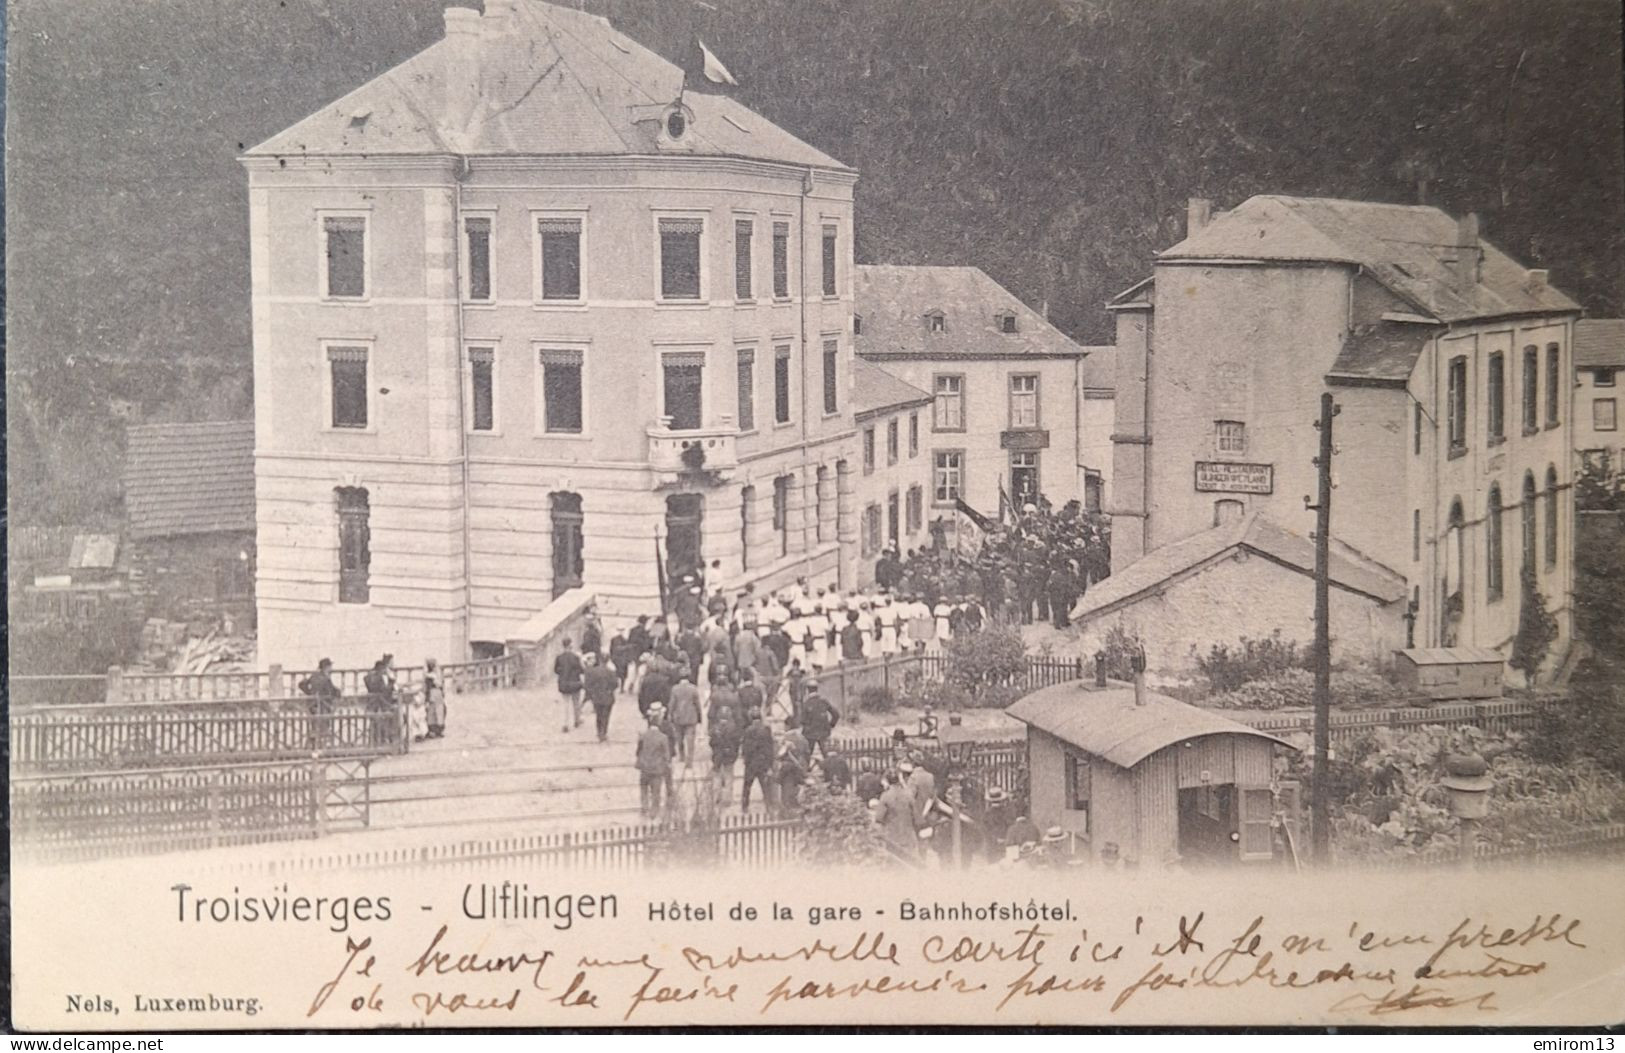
xmin=1392 ymin=647 xmax=1505 ymax=701
xmin=1007 ymin=676 xmax=1298 ymax=867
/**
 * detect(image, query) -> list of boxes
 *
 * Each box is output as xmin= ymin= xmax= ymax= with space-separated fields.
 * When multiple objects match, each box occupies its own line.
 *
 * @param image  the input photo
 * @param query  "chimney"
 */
xmin=1130 ymin=648 xmax=1147 ymax=707
xmin=484 ymin=0 xmax=518 ymax=37
xmin=1527 ymin=269 xmax=1549 ymax=294
xmin=1453 ymin=211 xmax=1482 ymax=295
xmin=442 ymin=7 xmax=483 ymax=137
xmin=1187 ymin=197 xmax=1213 ymax=237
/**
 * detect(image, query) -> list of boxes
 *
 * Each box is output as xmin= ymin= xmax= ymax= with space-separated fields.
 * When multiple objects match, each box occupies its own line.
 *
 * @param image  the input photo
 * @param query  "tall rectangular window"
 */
xmin=1412 ymin=508 xmax=1421 ymax=562
xmin=1009 ymin=374 xmax=1039 ymax=428
xmin=1595 ymin=398 xmax=1618 ymax=432
xmin=1487 ymin=351 xmax=1506 ymax=443
xmin=773 ymin=475 xmax=791 ymax=557
xmin=734 ymin=219 xmax=753 ymax=301
xmin=821 ymin=224 xmax=838 ymax=297
xmin=540 ymin=348 xmax=584 ymax=433
xmin=1598 ymin=368 xmax=1618 ymax=388
xmin=739 ymin=485 xmax=755 ymax=571
xmin=1216 ymin=420 xmax=1247 ymax=454
xmin=822 ymin=339 xmax=839 ymax=414
xmin=327 ymin=346 xmax=369 ymax=429
xmin=774 ymin=345 xmax=792 ymax=425
xmin=322 ymin=215 xmax=366 ymax=298
xmin=662 ymin=353 xmax=704 ymax=431
xmin=887 ymin=418 xmax=899 ymax=465
xmin=909 ymin=413 xmax=920 ymax=457
xmin=906 ymin=485 xmax=923 ymax=533
xmin=887 ymin=490 xmax=900 ymax=546
xmin=863 ymin=427 xmax=876 ymax=475
xmin=468 ymin=346 xmax=495 ymax=432
xmin=465 ymin=216 xmax=492 ymax=301
xmin=336 ymin=487 xmax=370 ymax=605
xmin=933 ymin=374 xmax=965 ymax=431
xmin=772 ymin=221 xmax=790 ymax=299
xmin=1522 ymin=347 xmax=1539 ymax=434
xmin=861 ymin=503 xmax=882 ymax=558
xmin=1414 ymin=402 xmax=1423 ymax=456
xmin=538 ymin=216 xmax=582 ymax=301
xmin=736 ymin=348 xmax=755 ymax=432
xmin=1447 ymin=355 xmax=1468 ymax=453
xmin=933 ymin=451 xmax=963 ymax=503
xmin=659 ymin=216 xmax=703 ymax=300
xmin=1546 ymin=344 xmax=1562 ymax=426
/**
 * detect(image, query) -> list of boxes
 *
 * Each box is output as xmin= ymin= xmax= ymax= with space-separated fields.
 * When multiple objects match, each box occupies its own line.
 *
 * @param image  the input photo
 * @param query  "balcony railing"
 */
xmin=647 ymin=416 xmax=739 ymax=484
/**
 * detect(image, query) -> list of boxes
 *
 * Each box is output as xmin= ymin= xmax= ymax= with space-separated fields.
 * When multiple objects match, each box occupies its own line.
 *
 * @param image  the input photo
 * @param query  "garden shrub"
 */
xmin=796 ymin=778 xmax=892 ymax=866
xmin=1205 ymin=668 xmax=1406 ymax=711
xmin=858 ymin=685 xmax=896 ymax=714
xmin=942 ymin=624 xmax=1026 ymax=703
xmin=1096 ymin=624 xmax=1144 ymax=680
xmin=1193 ymin=631 xmax=1304 ymax=694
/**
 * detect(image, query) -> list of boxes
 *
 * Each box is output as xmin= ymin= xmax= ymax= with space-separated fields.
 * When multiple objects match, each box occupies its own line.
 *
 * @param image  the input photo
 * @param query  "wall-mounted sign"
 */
xmin=1194 ymin=461 xmax=1274 ymax=494
xmin=1000 ymin=429 xmax=1050 ymax=451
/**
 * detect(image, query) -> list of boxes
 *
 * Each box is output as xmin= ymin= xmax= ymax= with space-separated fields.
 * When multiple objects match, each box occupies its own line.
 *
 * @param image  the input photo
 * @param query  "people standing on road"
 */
xmin=777 ymin=719 xmax=811 ymax=814
xmin=668 ymin=671 xmax=702 ymax=764
xmin=583 ymin=653 xmax=619 ymax=743
xmin=729 ymin=672 xmax=757 ymax=726
xmin=580 ymin=610 xmax=603 ymax=662
xmin=708 ymin=702 xmax=742 ymax=800
xmin=609 ymin=630 xmax=634 ymax=692
xmin=740 ymin=709 xmax=778 ymax=815
xmin=553 ymin=639 xmax=585 ymax=734
xmin=840 ymin=612 xmax=865 ymax=663
xmin=298 ymin=657 xmax=341 ymax=750
xmin=821 ymin=749 xmax=852 ymax=792
xmin=637 ymin=656 xmax=674 ymax=720
xmin=877 ymin=772 xmax=918 ymax=859
xmin=363 ymin=657 xmax=397 ymax=748
xmin=798 ymin=685 xmax=839 ymax=758
xmin=635 ymin=714 xmax=672 ymax=817
xmin=423 ymin=657 xmax=446 ymax=739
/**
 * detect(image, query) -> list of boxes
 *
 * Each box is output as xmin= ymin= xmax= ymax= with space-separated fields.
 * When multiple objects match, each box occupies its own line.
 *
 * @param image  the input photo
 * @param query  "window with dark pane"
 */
xmin=465 ymin=216 xmax=492 ymax=301
xmin=821 ymin=225 xmax=837 ymax=297
xmin=323 ymin=216 xmax=366 ymax=298
xmin=541 ymin=348 xmax=584 ymax=433
xmin=1544 ymin=466 xmax=1559 ymax=567
xmin=774 ymin=345 xmax=792 ymax=424
xmin=1522 ymin=347 xmax=1539 ymax=433
xmin=822 ymin=339 xmax=838 ymax=414
xmin=734 ymin=219 xmax=753 ymax=300
xmin=736 ymin=348 xmax=755 ymax=431
xmin=1522 ymin=473 xmax=1537 ymax=571
xmin=1487 ymin=484 xmax=1504 ymax=601
xmin=539 ymin=217 xmax=582 ymax=300
xmin=336 ymin=487 xmax=370 ymax=604
xmin=772 ymin=221 xmax=789 ymax=298
xmin=773 ymin=475 xmax=791 ymax=556
xmin=659 ymin=217 xmax=703 ymax=300
xmin=1487 ymin=351 xmax=1505 ymax=442
xmin=468 ymin=347 xmax=495 ymax=431
xmin=663 ymin=353 xmax=704 ymax=431
xmin=1546 ymin=344 xmax=1561 ymax=425
xmin=550 ymin=491 xmax=585 ymax=597
xmin=1447 ymin=356 xmax=1468 ymax=451
xmin=887 ymin=418 xmax=899 ymax=465
xmin=328 ymin=346 xmax=368 ymax=429
xmin=862 ymin=427 xmax=876 ymax=474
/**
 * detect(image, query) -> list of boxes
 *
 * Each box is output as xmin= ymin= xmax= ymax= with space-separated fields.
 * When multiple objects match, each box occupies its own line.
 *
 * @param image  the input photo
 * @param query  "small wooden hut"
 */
xmin=1007 ymin=677 xmax=1298 ymax=867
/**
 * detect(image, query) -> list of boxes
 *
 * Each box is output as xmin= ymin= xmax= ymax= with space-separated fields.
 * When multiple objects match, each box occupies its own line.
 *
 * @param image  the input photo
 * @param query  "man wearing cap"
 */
xmin=740 ymin=709 xmax=778 ymax=814
xmin=583 ymin=652 xmax=619 ymax=743
xmin=1004 ymin=813 xmax=1040 ymax=852
xmin=798 ymin=684 xmax=839 ymax=757
xmin=876 ymin=771 xmax=918 ymax=859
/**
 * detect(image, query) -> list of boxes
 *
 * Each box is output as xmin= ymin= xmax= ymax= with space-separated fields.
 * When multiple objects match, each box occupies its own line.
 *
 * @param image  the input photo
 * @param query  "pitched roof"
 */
xmin=1575 ymin=320 xmax=1625 ymax=369
xmin=246 ymin=1 xmax=847 ymax=170
xmin=1074 ymin=513 xmax=1406 ymax=624
xmin=855 ymin=265 xmax=1089 ymax=359
xmin=852 ymin=358 xmax=933 ymax=420
xmin=1078 ymin=344 xmax=1116 ymax=391
xmin=1007 ymin=681 xmax=1294 ymax=769
xmin=1327 ymin=320 xmax=1437 ymax=385
xmin=123 ymin=421 xmax=256 ymax=540
xmin=1159 ymin=196 xmax=1579 ymax=324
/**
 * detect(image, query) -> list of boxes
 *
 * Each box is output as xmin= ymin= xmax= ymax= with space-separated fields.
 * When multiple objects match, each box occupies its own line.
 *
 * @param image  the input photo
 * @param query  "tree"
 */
xmin=795 ymin=780 xmax=892 ymax=867
xmin=1510 ymin=564 xmax=1558 ymax=687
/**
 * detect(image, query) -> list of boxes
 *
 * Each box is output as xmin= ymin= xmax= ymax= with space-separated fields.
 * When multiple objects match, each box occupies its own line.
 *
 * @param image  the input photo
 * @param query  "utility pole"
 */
xmin=1306 ymin=392 xmax=1340 ymax=863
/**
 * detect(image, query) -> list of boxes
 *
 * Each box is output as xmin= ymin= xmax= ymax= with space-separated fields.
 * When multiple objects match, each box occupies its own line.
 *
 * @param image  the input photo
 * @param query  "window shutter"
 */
xmin=1239 ymin=786 xmax=1274 ymax=861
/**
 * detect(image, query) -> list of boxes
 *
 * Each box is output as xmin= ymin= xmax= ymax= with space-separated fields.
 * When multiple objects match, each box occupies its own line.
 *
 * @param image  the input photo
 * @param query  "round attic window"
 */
xmin=665 ymin=110 xmax=687 ymax=140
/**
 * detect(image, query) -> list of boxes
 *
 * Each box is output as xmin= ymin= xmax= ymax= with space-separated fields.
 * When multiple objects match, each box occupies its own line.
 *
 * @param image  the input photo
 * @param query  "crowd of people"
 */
xmin=881 ymin=500 xmax=1110 ymax=629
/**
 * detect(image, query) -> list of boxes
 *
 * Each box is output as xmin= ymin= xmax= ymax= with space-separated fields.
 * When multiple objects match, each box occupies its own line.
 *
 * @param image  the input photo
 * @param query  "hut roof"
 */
xmin=1006 ymin=681 xmax=1296 ymax=769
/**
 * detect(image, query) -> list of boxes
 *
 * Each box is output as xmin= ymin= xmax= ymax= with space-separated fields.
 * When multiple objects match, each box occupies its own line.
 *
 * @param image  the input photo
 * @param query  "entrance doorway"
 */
xmin=1176 ymin=785 xmax=1237 ymax=865
xmin=665 ymin=493 xmax=704 ymax=587
xmin=1010 ymin=452 xmax=1040 ymax=508
xmin=550 ymin=492 xmax=584 ymax=598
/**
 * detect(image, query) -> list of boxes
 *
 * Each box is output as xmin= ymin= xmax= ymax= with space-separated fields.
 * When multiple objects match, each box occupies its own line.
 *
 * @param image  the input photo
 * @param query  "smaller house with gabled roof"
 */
xmin=1574 ymin=319 xmax=1625 ymax=471
xmin=855 ymin=264 xmax=1113 ymax=521
xmin=850 ymin=358 xmax=934 ymax=575
xmin=123 ymin=420 xmax=256 ymax=625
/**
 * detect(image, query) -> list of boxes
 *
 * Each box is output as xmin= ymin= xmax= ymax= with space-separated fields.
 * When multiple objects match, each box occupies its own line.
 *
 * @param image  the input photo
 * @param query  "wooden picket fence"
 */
xmin=10 ymin=698 xmax=406 ymax=775
xmin=10 ymin=757 xmax=374 ymax=863
xmin=239 ymin=812 xmax=805 ymax=875
xmin=1235 ymin=697 xmax=1545 ymax=742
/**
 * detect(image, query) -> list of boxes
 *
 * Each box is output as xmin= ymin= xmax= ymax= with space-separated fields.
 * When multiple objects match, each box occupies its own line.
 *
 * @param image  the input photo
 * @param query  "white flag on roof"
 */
xmin=698 ymin=39 xmax=739 ymax=86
